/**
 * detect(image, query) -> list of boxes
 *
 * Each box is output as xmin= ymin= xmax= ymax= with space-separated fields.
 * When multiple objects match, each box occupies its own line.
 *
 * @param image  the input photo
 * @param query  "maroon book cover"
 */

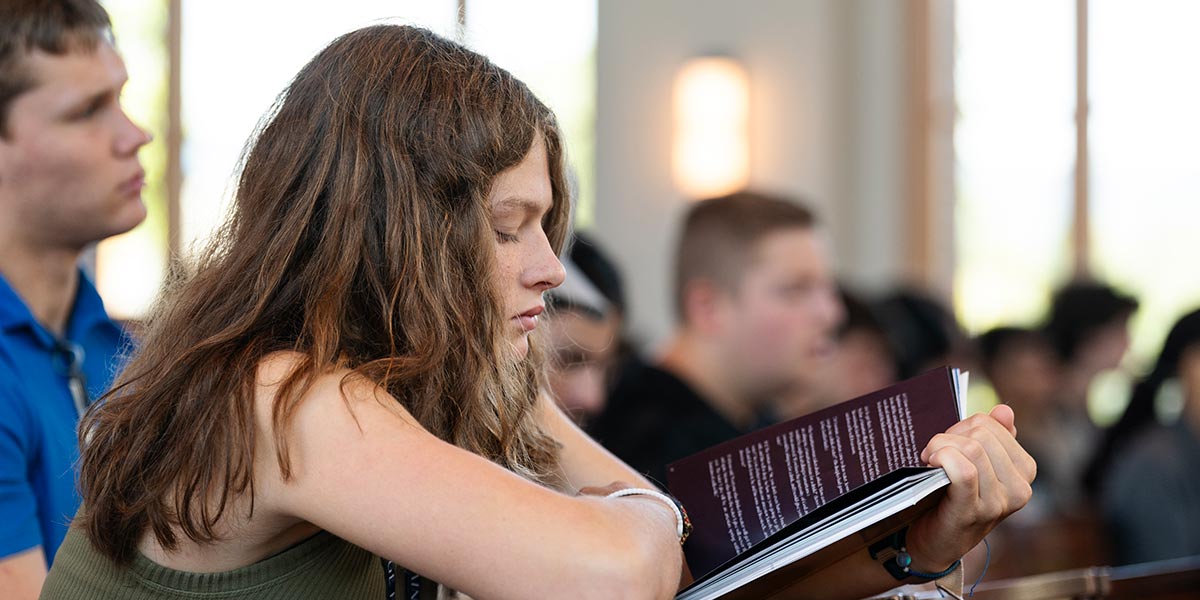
xmin=666 ymin=367 xmax=962 ymax=577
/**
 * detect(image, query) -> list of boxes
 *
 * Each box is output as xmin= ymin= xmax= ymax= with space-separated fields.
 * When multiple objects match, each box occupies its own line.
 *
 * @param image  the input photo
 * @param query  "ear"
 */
xmin=681 ymin=278 xmax=734 ymax=336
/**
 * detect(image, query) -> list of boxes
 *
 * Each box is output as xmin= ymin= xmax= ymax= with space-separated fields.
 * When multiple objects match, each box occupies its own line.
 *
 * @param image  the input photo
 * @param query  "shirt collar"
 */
xmin=0 ymin=270 xmax=120 ymax=344
xmin=0 ymin=274 xmax=37 ymax=332
xmin=65 ymin=270 xmax=118 ymax=339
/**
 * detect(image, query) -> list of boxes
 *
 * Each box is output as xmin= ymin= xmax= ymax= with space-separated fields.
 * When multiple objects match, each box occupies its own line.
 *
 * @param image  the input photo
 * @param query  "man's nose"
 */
xmin=114 ymin=108 xmax=152 ymax=156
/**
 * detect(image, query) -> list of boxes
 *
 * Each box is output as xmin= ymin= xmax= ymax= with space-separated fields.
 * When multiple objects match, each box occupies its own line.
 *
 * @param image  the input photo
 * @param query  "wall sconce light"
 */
xmin=672 ymin=55 xmax=750 ymax=198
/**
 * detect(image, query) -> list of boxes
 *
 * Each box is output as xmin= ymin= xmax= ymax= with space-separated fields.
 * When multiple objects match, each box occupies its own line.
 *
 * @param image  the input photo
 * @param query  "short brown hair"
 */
xmin=0 ymin=0 xmax=112 ymax=136
xmin=673 ymin=190 xmax=817 ymax=322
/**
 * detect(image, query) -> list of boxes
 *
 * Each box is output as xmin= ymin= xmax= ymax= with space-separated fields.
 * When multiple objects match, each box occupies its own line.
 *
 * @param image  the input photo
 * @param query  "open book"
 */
xmin=668 ymin=367 xmax=967 ymax=600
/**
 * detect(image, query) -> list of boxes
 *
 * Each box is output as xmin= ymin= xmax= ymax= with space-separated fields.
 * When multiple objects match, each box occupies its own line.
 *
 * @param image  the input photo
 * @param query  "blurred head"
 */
xmin=826 ymin=286 xmax=896 ymax=401
xmin=1183 ymin=340 xmax=1200 ymax=409
xmin=1085 ymin=307 xmax=1200 ymax=493
xmin=569 ymin=231 xmax=626 ymax=318
xmin=876 ymin=287 xmax=973 ymax=380
xmin=543 ymin=306 xmax=620 ymax=424
xmin=1150 ymin=309 xmax=1200 ymax=410
xmin=79 ymin=24 xmax=570 ymax=563
xmin=0 ymin=0 xmax=150 ymax=251
xmin=978 ymin=326 xmax=1059 ymax=410
xmin=544 ymin=243 xmax=624 ymax=424
xmin=1043 ymin=280 xmax=1139 ymax=371
xmin=675 ymin=191 xmax=843 ymax=398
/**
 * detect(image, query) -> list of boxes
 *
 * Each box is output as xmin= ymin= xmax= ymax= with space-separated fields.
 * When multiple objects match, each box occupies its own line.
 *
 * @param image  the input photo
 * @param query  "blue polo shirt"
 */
xmin=0 ymin=272 xmax=131 ymax=566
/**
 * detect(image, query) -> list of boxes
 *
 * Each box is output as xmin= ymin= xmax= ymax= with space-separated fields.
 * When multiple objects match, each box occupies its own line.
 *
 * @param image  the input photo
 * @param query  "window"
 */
xmin=953 ymin=0 xmax=1200 ymax=420
xmin=464 ymin=0 xmax=597 ymax=227
xmin=93 ymin=1 xmax=597 ymax=319
xmin=953 ymin=0 xmax=1076 ymax=334
xmin=95 ymin=0 xmax=170 ymax=319
xmin=179 ymin=1 xmax=460 ymax=255
xmin=1090 ymin=0 xmax=1200 ymax=362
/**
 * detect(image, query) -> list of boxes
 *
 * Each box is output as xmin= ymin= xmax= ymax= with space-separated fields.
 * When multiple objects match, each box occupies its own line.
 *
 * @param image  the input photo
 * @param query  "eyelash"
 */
xmin=495 ymin=230 xmax=519 ymax=243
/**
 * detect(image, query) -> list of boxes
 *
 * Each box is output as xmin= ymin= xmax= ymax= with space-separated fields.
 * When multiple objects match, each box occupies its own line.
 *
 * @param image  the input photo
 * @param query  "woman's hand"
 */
xmin=905 ymin=404 xmax=1037 ymax=572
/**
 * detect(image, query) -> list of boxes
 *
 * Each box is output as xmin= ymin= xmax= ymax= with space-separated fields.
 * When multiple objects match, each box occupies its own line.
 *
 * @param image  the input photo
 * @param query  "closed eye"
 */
xmin=69 ymin=92 xmax=112 ymax=121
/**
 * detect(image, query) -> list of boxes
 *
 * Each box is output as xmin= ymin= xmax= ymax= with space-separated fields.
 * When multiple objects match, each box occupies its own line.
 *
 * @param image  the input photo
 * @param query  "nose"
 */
xmin=819 ymin=283 xmax=845 ymax=332
xmin=114 ymin=107 xmax=152 ymax=157
xmin=523 ymin=231 xmax=566 ymax=292
xmin=575 ymin=367 xmax=607 ymax=417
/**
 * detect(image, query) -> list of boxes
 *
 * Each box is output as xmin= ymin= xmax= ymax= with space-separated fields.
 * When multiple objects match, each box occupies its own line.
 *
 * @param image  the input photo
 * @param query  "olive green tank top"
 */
xmin=40 ymin=526 xmax=387 ymax=599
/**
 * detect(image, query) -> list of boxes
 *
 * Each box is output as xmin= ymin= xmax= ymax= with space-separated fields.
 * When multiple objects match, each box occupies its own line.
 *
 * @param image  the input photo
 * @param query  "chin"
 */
xmin=102 ymin=197 xmax=150 ymax=238
xmin=510 ymin=335 xmax=530 ymax=360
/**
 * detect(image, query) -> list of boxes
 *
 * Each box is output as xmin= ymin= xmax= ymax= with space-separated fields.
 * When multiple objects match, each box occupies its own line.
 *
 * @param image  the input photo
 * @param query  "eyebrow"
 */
xmin=64 ymin=78 xmax=124 ymax=115
xmin=79 ymin=89 xmax=111 ymax=109
xmin=492 ymin=197 xmax=549 ymax=216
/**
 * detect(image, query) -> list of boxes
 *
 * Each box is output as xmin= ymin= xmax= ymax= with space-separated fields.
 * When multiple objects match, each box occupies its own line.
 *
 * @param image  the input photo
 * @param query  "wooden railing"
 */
xmin=868 ymin=555 xmax=1200 ymax=600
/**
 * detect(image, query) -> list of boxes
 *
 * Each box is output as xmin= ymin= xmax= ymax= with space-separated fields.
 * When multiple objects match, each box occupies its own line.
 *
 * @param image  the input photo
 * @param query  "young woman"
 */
xmin=42 ymin=24 xmax=1034 ymax=600
xmin=1088 ymin=308 xmax=1200 ymax=564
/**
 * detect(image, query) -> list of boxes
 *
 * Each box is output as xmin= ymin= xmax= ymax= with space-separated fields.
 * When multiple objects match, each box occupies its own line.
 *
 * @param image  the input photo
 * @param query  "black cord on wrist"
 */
xmin=868 ymin=527 xmax=962 ymax=581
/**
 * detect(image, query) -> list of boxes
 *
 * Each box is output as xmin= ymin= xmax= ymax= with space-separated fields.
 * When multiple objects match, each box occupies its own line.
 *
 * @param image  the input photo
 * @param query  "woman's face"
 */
xmin=488 ymin=136 xmax=566 ymax=358
xmin=1181 ymin=345 xmax=1200 ymax=399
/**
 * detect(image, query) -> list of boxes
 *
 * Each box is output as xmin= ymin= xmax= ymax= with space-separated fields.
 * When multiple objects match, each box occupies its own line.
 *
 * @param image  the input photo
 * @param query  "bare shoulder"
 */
xmin=254 ymin=351 xmax=419 ymax=433
xmin=251 ymin=351 xmax=431 ymax=502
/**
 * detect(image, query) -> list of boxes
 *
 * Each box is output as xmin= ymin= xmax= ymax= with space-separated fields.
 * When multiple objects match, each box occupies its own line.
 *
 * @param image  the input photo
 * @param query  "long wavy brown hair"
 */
xmin=77 ymin=24 xmax=572 ymax=564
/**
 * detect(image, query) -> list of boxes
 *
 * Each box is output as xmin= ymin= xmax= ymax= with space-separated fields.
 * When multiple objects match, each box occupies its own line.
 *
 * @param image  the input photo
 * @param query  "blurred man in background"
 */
xmin=544 ymin=255 xmax=621 ymax=425
xmin=1038 ymin=280 xmax=1138 ymax=512
xmin=0 ymin=1 xmax=151 ymax=595
xmin=590 ymin=191 xmax=844 ymax=485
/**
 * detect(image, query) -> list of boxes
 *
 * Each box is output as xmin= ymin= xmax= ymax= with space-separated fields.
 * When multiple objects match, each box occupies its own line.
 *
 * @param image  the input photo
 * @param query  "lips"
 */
xmin=117 ymin=169 xmax=145 ymax=197
xmin=515 ymin=305 xmax=544 ymax=332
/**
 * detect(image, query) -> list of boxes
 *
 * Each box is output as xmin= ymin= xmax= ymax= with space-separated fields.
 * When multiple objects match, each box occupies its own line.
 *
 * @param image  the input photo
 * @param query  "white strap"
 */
xmin=605 ymin=487 xmax=684 ymax=540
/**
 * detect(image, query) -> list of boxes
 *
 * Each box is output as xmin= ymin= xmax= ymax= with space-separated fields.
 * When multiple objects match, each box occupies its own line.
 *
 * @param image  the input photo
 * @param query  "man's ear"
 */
xmin=681 ymin=278 xmax=733 ymax=336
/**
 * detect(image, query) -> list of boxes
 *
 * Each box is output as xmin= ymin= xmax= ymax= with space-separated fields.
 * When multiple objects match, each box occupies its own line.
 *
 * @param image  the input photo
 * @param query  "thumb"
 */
xmin=990 ymin=403 xmax=1018 ymax=437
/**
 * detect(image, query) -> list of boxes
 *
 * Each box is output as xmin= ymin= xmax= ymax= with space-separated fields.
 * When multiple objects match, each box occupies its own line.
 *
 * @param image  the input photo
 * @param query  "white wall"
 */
xmin=594 ymin=0 xmax=917 ymax=351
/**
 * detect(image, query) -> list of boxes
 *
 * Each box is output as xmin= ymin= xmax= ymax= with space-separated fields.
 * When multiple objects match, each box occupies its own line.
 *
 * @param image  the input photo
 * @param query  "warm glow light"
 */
xmin=672 ymin=56 xmax=750 ymax=198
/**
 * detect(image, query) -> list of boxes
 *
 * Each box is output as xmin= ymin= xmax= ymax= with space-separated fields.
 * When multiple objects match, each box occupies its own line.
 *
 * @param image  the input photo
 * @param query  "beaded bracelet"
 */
xmin=605 ymin=487 xmax=693 ymax=545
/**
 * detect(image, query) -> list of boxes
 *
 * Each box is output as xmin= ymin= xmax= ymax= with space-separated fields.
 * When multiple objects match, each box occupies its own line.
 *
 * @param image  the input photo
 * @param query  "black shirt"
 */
xmin=1103 ymin=421 xmax=1200 ymax=565
xmin=590 ymin=362 xmax=759 ymax=488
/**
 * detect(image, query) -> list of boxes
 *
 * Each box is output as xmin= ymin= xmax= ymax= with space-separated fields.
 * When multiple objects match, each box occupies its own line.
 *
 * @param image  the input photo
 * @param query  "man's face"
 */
xmin=992 ymin=342 xmax=1059 ymax=409
xmin=545 ymin=309 xmax=621 ymax=424
xmin=1181 ymin=346 xmax=1200 ymax=415
xmin=0 ymin=42 xmax=151 ymax=250
xmin=827 ymin=329 xmax=897 ymax=404
xmin=1079 ymin=318 xmax=1132 ymax=374
xmin=717 ymin=228 xmax=844 ymax=398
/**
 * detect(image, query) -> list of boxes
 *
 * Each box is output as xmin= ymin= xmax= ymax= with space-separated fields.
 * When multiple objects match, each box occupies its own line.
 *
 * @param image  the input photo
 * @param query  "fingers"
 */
xmin=970 ymin=411 xmax=1037 ymax=486
xmin=989 ymin=403 xmax=1017 ymax=437
xmin=925 ymin=435 xmax=998 ymax=520
xmin=905 ymin=409 xmax=1038 ymax=572
xmin=905 ymin=445 xmax=988 ymax=570
xmin=924 ymin=412 xmax=1037 ymax=489
xmin=921 ymin=413 xmax=1036 ymax=524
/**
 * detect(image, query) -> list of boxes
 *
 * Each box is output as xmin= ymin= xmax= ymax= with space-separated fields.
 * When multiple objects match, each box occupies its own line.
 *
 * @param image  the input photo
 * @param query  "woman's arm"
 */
xmin=255 ymin=363 xmax=683 ymax=600
xmin=538 ymin=392 xmax=696 ymax=588
xmin=536 ymin=392 xmax=658 ymax=492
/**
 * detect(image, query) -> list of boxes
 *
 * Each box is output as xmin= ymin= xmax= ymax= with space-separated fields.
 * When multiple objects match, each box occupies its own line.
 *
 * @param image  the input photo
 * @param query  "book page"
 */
xmin=667 ymin=368 xmax=962 ymax=577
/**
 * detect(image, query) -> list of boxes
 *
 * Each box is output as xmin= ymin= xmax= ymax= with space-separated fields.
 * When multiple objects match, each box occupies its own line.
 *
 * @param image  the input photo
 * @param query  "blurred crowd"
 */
xmin=544 ymin=192 xmax=1200 ymax=579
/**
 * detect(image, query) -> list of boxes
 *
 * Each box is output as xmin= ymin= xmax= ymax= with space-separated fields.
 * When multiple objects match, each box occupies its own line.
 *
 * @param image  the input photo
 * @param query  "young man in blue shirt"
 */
xmin=0 ymin=0 xmax=151 ymax=595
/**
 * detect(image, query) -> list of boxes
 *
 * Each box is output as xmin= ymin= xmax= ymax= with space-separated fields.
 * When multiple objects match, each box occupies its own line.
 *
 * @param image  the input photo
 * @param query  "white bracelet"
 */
xmin=605 ymin=487 xmax=685 ymax=540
